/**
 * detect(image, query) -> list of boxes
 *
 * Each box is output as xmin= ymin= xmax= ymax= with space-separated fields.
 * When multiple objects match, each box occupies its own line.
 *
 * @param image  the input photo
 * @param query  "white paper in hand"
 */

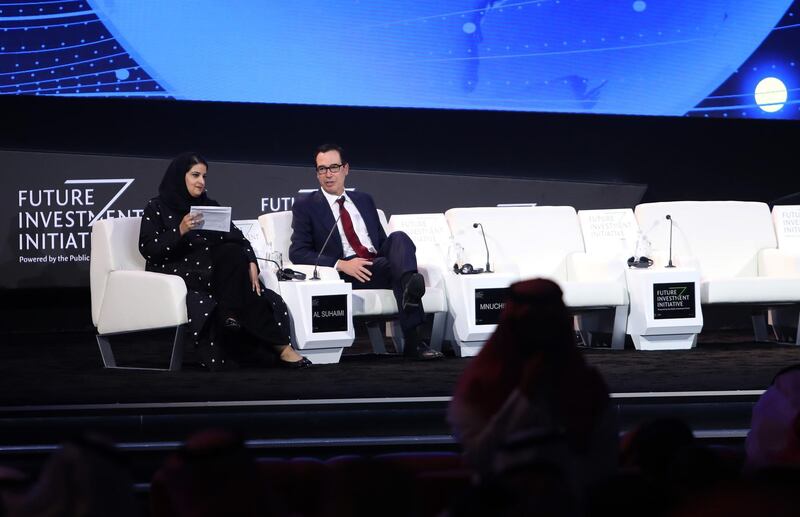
xmin=190 ymin=206 xmax=231 ymax=232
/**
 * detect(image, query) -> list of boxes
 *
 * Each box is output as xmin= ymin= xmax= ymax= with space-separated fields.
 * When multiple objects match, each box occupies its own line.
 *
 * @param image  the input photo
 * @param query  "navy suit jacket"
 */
xmin=289 ymin=190 xmax=387 ymax=267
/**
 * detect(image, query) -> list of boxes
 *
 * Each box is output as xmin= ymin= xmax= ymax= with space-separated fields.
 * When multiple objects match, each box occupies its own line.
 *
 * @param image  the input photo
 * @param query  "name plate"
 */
xmin=474 ymin=288 xmax=510 ymax=325
xmin=653 ymin=282 xmax=695 ymax=320
xmin=311 ymin=294 xmax=348 ymax=333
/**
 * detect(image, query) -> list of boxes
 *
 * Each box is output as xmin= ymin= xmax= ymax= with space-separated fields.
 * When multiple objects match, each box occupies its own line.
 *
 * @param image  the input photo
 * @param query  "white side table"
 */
xmin=278 ymin=278 xmax=354 ymax=364
xmin=444 ymin=271 xmax=517 ymax=357
xmin=625 ymin=267 xmax=703 ymax=350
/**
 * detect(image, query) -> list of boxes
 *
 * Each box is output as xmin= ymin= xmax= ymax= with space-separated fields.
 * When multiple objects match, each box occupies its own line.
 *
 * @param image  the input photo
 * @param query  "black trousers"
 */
xmin=338 ymin=231 xmax=424 ymax=331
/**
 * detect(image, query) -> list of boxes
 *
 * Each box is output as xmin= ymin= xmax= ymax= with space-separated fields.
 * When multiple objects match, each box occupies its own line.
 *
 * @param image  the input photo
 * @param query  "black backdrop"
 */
xmin=4 ymin=95 xmax=799 ymax=204
xmin=1 ymin=150 xmax=645 ymax=289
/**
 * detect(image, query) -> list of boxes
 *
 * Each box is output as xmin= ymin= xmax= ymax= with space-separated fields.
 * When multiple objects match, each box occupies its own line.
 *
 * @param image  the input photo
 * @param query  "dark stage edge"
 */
xmin=1 ymin=330 xmax=798 ymax=452
xmin=2 ymin=329 xmax=799 ymax=405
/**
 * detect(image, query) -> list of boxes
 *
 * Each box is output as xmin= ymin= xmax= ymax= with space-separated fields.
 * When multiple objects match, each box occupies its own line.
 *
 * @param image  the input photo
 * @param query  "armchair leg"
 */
xmin=96 ymin=326 xmax=185 ymax=371
xmin=389 ymin=321 xmax=405 ymax=355
xmin=168 ymin=325 xmax=185 ymax=371
xmin=430 ymin=312 xmax=446 ymax=352
xmin=610 ymin=305 xmax=628 ymax=350
xmin=767 ymin=307 xmax=799 ymax=344
xmin=752 ymin=311 xmax=769 ymax=342
xmin=795 ymin=312 xmax=800 ymax=347
xmin=366 ymin=321 xmax=388 ymax=354
xmin=97 ymin=335 xmax=117 ymax=368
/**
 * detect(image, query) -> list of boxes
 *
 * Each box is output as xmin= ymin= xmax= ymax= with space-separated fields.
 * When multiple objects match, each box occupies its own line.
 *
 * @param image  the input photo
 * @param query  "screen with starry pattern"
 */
xmin=1 ymin=1 xmax=798 ymax=119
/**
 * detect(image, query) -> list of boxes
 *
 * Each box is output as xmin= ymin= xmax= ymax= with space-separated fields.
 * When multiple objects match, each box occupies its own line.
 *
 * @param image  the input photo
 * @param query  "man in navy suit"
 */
xmin=289 ymin=144 xmax=443 ymax=360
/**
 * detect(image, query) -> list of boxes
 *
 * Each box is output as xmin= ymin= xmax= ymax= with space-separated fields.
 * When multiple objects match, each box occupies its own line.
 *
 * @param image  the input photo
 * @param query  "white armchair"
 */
xmin=445 ymin=206 xmax=629 ymax=350
xmin=259 ymin=210 xmax=448 ymax=353
xmin=90 ymin=217 xmax=187 ymax=370
xmin=768 ymin=206 xmax=800 ymax=341
xmin=386 ymin=213 xmax=451 ymax=352
xmin=232 ymin=219 xmax=280 ymax=294
xmin=635 ymin=201 xmax=800 ymax=344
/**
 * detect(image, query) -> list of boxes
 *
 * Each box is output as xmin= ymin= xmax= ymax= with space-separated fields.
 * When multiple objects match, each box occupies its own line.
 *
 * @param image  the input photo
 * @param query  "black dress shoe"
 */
xmin=223 ymin=317 xmax=242 ymax=332
xmin=402 ymin=272 xmax=426 ymax=311
xmin=404 ymin=342 xmax=444 ymax=360
xmin=279 ymin=356 xmax=312 ymax=369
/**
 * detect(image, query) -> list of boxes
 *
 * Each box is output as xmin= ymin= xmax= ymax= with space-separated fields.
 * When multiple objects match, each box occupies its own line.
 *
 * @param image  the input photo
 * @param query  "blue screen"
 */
xmin=1 ymin=0 xmax=798 ymax=119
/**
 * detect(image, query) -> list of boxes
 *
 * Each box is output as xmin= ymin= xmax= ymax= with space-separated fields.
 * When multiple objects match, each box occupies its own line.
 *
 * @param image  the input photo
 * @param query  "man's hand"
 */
xmin=337 ymin=258 xmax=373 ymax=283
xmin=249 ymin=262 xmax=261 ymax=296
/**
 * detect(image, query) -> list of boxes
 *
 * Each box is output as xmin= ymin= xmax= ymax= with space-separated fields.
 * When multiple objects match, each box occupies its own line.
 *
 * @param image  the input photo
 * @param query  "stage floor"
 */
xmin=1 ymin=329 xmax=798 ymax=407
xmin=0 ymin=328 xmax=796 ymax=460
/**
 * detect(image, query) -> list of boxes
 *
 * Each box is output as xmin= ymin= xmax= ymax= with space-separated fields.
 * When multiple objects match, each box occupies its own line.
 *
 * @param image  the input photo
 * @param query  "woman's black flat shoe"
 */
xmin=223 ymin=317 xmax=242 ymax=332
xmin=279 ymin=356 xmax=312 ymax=369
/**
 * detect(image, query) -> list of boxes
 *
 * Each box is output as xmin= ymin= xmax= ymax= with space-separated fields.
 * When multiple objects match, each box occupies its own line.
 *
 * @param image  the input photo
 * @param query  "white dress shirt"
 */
xmin=321 ymin=189 xmax=377 ymax=263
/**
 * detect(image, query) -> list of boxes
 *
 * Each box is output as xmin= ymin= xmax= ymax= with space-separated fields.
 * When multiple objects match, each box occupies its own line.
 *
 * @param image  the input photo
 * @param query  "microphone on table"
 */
xmin=473 ymin=222 xmax=492 ymax=273
xmin=665 ymin=214 xmax=676 ymax=268
xmin=255 ymin=257 xmax=307 ymax=281
xmin=312 ymin=211 xmax=343 ymax=280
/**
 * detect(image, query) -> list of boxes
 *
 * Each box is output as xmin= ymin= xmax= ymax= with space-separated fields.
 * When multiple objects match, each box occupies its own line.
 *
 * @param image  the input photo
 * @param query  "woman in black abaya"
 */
xmin=138 ymin=152 xmax=311 ymax=370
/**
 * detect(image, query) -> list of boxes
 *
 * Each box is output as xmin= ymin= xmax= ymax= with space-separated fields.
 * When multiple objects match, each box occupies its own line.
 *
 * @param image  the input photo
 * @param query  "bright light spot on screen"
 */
xmin=115 ymin=69 xmax=130 ymax=80
xmin=754 ymin=77 xmax=788 ymax=113
xmin=462 ymin=22 xmax=477 ymax=34
xmin=632 ymin=1 xmax=647 ymax=12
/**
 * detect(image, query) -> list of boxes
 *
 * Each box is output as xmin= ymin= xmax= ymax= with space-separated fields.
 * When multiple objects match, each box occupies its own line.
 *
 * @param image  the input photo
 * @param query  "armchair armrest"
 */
xmin=567 ymin=252 xmax=626 ymax=283
xmin=97 ymin=270 xmax=188 ymax=334
xmin=758 ymin=248 xmax=800 ymax=278
xmin=417 ymin=261 xmax=447 ymax=290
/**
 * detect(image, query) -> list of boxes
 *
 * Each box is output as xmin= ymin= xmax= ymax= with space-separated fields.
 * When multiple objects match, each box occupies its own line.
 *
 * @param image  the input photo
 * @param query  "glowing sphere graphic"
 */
xmin=754 ymin=77 xmax=788 ymax=112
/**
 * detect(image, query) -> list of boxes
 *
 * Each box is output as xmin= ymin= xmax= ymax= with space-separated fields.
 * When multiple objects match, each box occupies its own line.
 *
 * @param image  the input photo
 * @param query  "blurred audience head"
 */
xmin=4 ymin=433 xmax=139 ymax=517
xmin=321 ymin=457 xmax=416 ymax=517
xmin=150 ymin=428 xmax=274 ymax=517
xmin=491 ymin=277 xmax=577 ymax=361
xmin=619 ymin=417 xmax=737 ymax=515
xmin=452 ymin=279 xmax=582 ymax=426
xmin=449 ymin=279 xmax=618 ymax=515
xmin=621 ymin=417 xmax=695 ymax=477
xmin=745 ymin=364 xmax=800 ymax=470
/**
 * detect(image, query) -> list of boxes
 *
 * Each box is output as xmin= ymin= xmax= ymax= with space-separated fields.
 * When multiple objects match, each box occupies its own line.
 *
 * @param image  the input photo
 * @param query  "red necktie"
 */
xmin=337 ymin=197 xmax=374 ymax=259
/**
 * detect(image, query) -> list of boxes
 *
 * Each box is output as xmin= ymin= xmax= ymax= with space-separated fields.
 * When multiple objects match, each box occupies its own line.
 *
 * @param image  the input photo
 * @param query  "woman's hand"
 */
xmin=179 ymin=213 xmax=203 ymax=235
xmin=249 ymin=262 xmax=261 ymax=296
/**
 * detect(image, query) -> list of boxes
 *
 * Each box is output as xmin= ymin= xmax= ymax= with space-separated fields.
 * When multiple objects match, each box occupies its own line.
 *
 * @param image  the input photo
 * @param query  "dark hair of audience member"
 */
xmin=321 ymin=457 xmax=416 ymax=517
xmin=451 ymin=278 xmax=612 ymax=454
xmin=3 ymin=433 xmax=139 ymax=517
xmin=448 ymin=279 xmax=619 ymax=517
xmin=745 ymin=363 xmax=800 ymax=470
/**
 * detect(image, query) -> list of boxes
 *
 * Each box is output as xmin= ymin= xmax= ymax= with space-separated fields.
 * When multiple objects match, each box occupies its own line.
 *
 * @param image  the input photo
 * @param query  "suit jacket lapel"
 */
xmin=313 ymin=190 xmax=344 ymax=258
xmin=350 ymin=192 xmax=382 ymax=247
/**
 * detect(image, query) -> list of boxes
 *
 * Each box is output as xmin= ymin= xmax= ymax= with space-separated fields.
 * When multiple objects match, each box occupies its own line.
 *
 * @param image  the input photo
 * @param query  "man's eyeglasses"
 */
xmin=316 ymin=163 xmax=345 ymax=175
